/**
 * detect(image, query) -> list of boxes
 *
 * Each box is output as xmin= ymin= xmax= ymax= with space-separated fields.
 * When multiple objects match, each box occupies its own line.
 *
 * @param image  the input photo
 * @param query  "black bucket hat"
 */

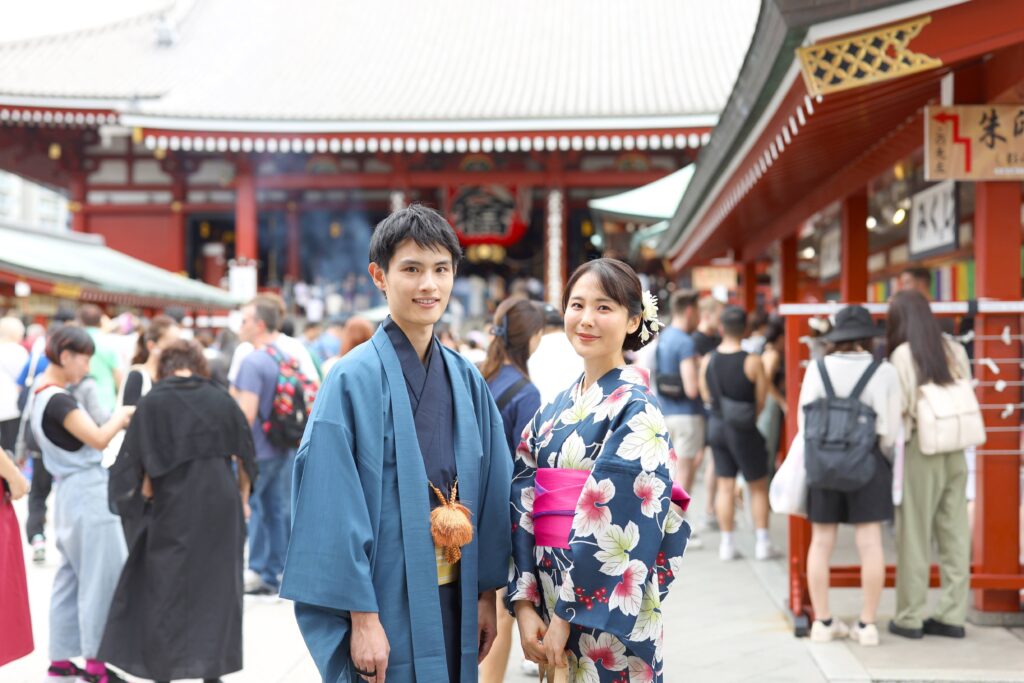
xmin=823 ymin=305 xmax=882 ymax=344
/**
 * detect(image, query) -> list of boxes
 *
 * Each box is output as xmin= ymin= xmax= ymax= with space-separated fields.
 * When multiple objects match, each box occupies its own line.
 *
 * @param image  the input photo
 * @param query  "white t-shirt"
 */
xmin=528 ymin=331 xmax=584 ymax=406
xmin=0 ymin=341 xmax=28 ymax=421
xmin=227 ymin=334 xmax=320 ymax=385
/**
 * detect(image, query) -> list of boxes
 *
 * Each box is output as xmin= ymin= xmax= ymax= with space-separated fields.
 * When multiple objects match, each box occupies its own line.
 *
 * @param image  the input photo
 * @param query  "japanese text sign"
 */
xmin=909 ymin=180 xmax=958 ymax=258
xmin=926 ymin=105 xmax=1024 ymax=181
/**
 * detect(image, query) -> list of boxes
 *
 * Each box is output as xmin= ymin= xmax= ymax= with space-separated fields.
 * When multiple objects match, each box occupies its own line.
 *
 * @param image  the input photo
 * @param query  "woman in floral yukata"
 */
xmin=507 ymin=258 xmax=691 ymax=683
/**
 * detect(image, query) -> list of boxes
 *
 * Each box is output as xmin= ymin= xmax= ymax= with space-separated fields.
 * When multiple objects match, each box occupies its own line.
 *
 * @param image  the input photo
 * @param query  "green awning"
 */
xmin=0 ymin=222 xmax=241 ymax=309
xmin=629 ymin=220 xmax=670 ymax=258
xmin=588 ymin=165 xmax=697 ymax=223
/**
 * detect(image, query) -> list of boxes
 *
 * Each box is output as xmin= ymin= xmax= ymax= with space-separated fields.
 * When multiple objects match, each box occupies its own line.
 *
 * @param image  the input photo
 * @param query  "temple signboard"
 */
xmin=925 ymin=105 xmax=1024 ymax=181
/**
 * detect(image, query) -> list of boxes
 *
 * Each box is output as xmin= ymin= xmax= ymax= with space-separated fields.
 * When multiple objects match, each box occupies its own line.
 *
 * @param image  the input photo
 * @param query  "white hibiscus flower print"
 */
xmin=620 ymin=365 xmax=651 ymax=389
xmin=514 ymin=435 xmax=536 ymax=468
xmin=594 ymin=522 xmax=640 ymax=576
xmin=519 ymin=486 xmax=535 ymax=534
xmin=572 ymin=478 xmax=615 ymax=538
xmin=593 ymin=384 xmax=632 ymax=422
xmin=514 ymin=572 xmax=540 ymax=605
xmin=554 ymin=431 xmax=595 ymax=470
xmin=567 ymin=651 xmax=599 ymax=683
xmin=633 ymin=472 xmax=667 ymax=518
xmin=535 ymin=417 xmax=555 ymax=449
xmin=617 ymin=404 xmax=669 ymax=471
xmin=559 ymin=382 xmax=603 ymax=426
xmin=579 ymin=632 xmax=628 ymax=671
xmin=609 ymin=559 xmax=648 ymax=616
xmin=628 ymin=579 xmax=663 ymax=642
xmin=627 ymin=656 xmax=655 ymax=683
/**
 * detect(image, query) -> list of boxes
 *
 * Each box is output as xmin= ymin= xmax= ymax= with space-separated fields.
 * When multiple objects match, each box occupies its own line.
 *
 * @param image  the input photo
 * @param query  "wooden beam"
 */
xmin=840 ymin=189 xmax=868 ymax=303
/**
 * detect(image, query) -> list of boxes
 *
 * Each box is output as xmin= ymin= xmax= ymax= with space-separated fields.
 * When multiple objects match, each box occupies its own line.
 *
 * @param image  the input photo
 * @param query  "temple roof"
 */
xmin=0 ymin=0 xmax=759 ymax=133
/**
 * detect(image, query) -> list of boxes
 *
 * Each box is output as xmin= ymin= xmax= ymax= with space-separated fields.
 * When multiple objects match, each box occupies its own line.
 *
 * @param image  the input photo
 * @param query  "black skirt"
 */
xmin=807 ymin=448 xmax=894 ymax=524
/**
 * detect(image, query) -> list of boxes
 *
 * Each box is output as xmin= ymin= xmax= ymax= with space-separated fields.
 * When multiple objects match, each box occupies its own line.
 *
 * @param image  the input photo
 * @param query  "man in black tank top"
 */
xmin=698 ymin=306 xmax=775 ymax=562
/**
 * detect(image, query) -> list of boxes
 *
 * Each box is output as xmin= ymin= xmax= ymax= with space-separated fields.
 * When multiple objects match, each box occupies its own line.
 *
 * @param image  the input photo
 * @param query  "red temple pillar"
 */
xmin=741 ymin=261 xmax=758 ymax=312
xmin=780 ymin=234 xmax=812 ymax=631
xmin=972 ymin=179 xmax=1022 ymax=613
xmin=286 ymin=200 xmax=301 ymax=281
xmin=840 ymin=189 xmax=868 ymax=303
xmin=235 ymin=163 xmax=258 ymax=261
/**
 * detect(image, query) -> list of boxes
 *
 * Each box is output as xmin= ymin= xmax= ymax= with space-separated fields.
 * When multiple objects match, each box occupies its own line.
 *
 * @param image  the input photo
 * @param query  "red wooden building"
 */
xmin=662 ymin=0 xmax=1024 ymax=629
xmin=0 ymin=0 xmax=760 ymax=308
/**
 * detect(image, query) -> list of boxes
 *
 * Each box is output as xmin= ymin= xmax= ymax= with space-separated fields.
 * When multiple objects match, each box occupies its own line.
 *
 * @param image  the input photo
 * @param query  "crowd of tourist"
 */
xmin=0 ymin=204 xmax=1019 ymax=682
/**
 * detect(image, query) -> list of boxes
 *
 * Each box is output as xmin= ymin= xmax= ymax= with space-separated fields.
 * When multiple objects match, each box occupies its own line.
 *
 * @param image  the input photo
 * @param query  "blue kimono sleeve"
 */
xmin=553 ymin=397 xmax=682 ymax=645
xmin=281 ymin=416 xmax=377 ymax=682
xmin=474 ymin=378 xmax=515 ymax=592
xmin=506 ymin=409 xmax=541 ymax=610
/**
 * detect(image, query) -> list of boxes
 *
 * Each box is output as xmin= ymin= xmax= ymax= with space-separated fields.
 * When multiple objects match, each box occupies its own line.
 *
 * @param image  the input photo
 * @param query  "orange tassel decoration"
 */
xmin=429 ymin=480 xmax=473 ymax=564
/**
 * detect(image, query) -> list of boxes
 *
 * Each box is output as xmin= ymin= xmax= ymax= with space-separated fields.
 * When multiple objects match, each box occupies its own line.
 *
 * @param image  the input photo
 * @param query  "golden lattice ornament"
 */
xmin=796 ymin=17 xmax=942 ymax=97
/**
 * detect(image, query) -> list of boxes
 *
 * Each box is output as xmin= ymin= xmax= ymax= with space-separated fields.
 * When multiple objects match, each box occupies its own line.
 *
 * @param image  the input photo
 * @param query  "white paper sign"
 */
xmin=819 ymin=227 xmax=841 ymax=281
xmin=910 ymin=181 xmax=958 ymax=258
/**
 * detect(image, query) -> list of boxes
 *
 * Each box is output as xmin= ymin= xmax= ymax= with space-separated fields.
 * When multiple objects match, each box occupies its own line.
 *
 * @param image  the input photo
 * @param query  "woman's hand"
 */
xmin=542 ymin=613 xmax=570 ymax=670
xmin=141 ymin=473 xmax=154 ymax=500
xmin=5 ymin=467 xmax=30 ymax=501
xmin=116 ymin=405 xmax=136 ymax=429
xmin=513 ymin=601 xmax=548 ymax=665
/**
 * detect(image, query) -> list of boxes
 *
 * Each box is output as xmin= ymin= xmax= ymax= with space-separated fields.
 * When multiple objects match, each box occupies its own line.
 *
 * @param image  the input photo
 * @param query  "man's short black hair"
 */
xmin=369 ymin=204 xmax=462 ymax=271
xmin=720 ymin=305 xmax=748 ymax=338
xmin=901 ymin=266 xmax=932 ymax=287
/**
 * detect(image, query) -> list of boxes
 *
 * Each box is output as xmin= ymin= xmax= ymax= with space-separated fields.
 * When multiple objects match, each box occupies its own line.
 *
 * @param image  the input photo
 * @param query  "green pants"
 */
xmin=894 ymin=436 xmax=970 ymax=628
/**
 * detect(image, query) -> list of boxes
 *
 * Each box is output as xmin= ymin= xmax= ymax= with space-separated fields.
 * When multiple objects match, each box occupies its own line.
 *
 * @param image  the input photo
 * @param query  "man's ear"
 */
xmin=368 ymin=262 xmax=387 ymax=299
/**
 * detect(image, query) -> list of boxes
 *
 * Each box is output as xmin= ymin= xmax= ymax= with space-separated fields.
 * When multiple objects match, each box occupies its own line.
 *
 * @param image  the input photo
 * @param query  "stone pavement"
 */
xmin=3 ymin=479 xmax=1023 ymax=682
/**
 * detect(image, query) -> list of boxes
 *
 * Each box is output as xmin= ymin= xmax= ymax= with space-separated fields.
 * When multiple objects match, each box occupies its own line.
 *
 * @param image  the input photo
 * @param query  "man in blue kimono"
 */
xmin=281 ymin=205 xmax=513 ymax=683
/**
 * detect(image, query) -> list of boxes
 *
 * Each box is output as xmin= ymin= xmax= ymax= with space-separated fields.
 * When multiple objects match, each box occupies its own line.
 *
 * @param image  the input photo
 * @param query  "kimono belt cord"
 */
xmin=533 ymin=468 xmax=690 ymax=549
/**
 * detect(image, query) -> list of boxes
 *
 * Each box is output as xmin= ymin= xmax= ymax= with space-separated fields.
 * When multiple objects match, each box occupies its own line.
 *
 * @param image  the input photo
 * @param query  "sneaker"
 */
xmin=699 ymin=513 xmax=719 ymax=533
xmin=754 ymin=539 xmax=776 ymax=561
xmin=718 ymin=541 xmax=738 ymax=561
xmin=77 ymin=666 xmax=128 ymax=683
xmin=243 ymin=568 xmax=263 ymax=593
xmin=245 ymin=580 xmax=279 ymax=598
xmin=887 ymin=620 xmax=923 ymax=639
xmin=810 ymin=619 xmax=850 ymax=643
xmin=687 ymin=530 xmax=704 ymax=549
xmin=520 ymin=659 xmax=540 ymax=675
xmin=47 ymin=661 xmax=83 ymax=680
xmin=922 ymin=618 xmax=966 ymax=639
xmin=850 ymin=622 xmax=879 ymax=646
xmin=32 ymin=534 xmax=46 ymax=564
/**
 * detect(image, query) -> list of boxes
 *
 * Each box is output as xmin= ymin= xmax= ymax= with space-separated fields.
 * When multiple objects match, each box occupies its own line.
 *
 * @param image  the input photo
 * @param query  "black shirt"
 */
xmin=692 ymin=330 xmax=722 ymax=357
xmin=42 ymin=392 xmax=84 ymax=451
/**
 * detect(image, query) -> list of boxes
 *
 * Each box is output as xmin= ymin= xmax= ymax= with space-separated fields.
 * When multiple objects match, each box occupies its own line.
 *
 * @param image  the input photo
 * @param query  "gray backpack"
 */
xmin=803 ymin=358 xmax=881 ymax=492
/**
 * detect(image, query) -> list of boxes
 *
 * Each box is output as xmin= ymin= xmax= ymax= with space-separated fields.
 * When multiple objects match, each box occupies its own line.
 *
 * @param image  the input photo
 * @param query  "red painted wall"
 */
xmin=84 ymin=213 xmax=185 ymax=273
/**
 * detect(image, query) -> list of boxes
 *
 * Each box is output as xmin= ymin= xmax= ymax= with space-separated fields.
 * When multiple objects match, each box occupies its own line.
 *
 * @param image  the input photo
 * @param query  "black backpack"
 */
xmin=803 ymin=358 xmax=881 ymax=492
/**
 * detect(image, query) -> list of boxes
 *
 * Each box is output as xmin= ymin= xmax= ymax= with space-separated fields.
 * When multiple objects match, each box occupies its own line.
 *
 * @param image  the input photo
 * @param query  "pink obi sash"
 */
xmin=534 ymin=468 xmax=691 ymax=549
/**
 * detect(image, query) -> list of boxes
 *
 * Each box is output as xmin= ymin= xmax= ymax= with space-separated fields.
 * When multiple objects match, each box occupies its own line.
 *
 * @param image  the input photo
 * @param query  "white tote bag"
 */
xmin=769 ymin=433 xmax=807 ymax=517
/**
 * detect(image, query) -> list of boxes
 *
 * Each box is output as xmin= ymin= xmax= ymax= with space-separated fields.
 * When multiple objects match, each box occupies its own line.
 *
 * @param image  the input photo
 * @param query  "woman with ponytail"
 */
xmin=118 ymin=315 xmax=179 ymax=407
xmin=479 ymin=296 xmax=544 ymax=683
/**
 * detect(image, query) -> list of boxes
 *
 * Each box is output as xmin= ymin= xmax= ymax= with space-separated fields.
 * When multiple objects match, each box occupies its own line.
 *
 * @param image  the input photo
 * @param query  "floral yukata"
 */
xmin=508 ymin=366 xmax=690 ymax=683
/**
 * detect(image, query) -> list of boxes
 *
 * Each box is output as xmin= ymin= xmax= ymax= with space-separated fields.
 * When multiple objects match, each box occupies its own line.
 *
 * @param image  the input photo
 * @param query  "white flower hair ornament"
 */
xmin=638 ymin=290 xmax=664 ymax=343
